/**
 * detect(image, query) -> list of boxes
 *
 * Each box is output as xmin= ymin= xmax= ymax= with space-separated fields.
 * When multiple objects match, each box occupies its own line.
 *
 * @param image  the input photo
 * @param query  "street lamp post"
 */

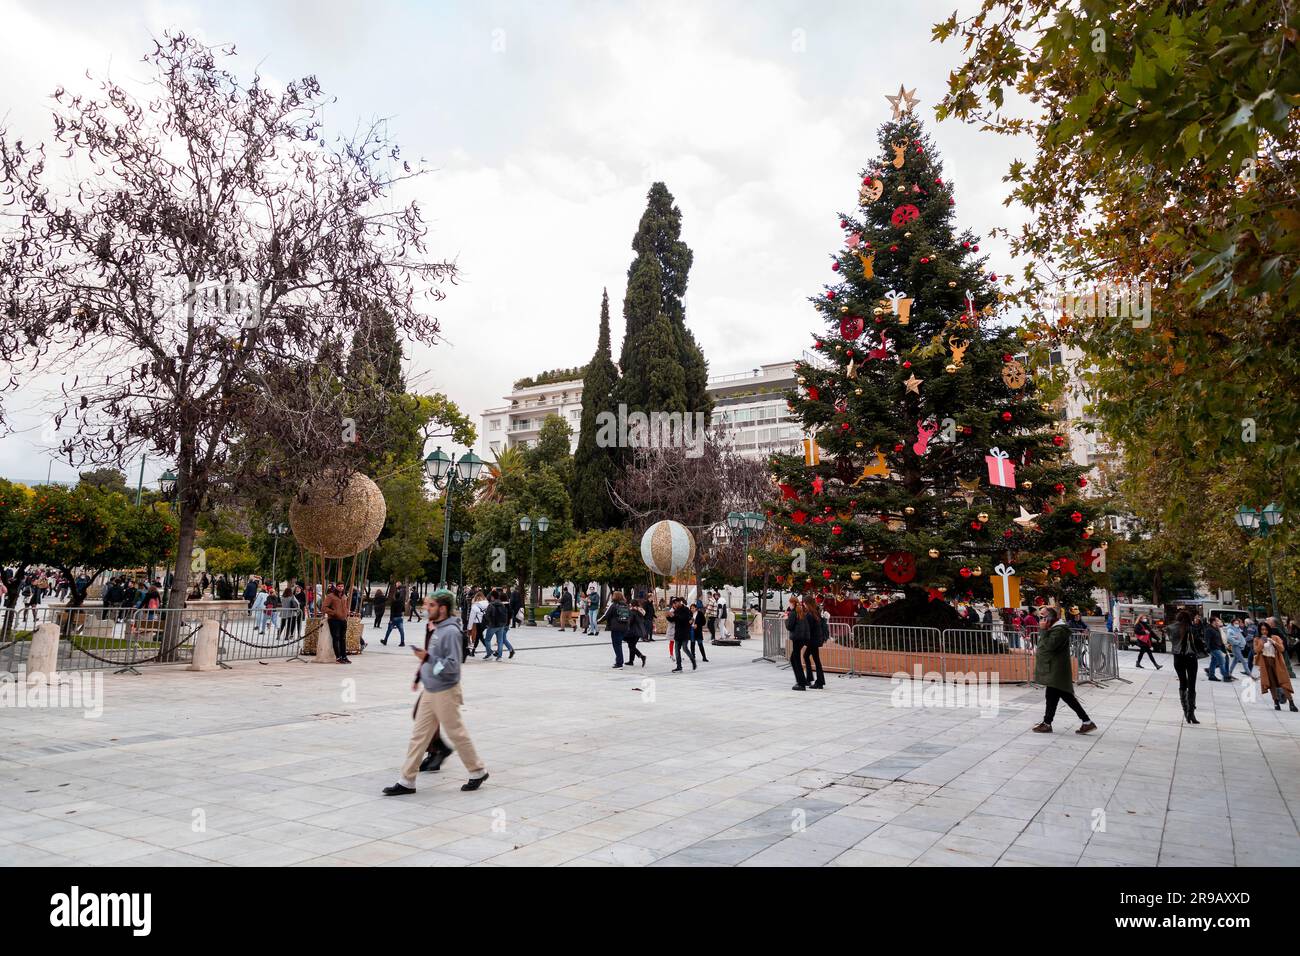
xmin=725 ymin=510 xmax=767 ymax=640
xmin=158 ymin=470 xmax=178 ymax=606
xmin=1235 ymin=503 xmax=1284 ymax=622
xmin=452 ymin=530 xmax=472 ymax=590
xmin=424 ymin=447 xmax=484 ymax=589
xmin=266 ymin=522 xmax=289 ymax=592
xmin=518 ymin=515 xmax=549 ymax=625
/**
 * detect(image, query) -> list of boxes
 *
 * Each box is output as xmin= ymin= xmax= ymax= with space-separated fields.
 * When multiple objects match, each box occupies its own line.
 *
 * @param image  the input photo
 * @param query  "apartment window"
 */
xmin=489 ymin=419 xmax=501 ymax=431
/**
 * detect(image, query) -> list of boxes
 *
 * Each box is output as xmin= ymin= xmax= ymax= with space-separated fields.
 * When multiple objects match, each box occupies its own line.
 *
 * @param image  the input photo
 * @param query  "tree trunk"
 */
xmin=159 ymin=501 xmax=198 ymax=662
xmin=1152 ymin=567 xmax=1164 ymax=607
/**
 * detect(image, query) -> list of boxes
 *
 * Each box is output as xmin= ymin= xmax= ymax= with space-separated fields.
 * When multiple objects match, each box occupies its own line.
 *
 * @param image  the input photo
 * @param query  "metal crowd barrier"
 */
xmin=217 ymin=607 xmax=305 ymax=664
xmin=0 ymin=604 xmax=310 ymax=674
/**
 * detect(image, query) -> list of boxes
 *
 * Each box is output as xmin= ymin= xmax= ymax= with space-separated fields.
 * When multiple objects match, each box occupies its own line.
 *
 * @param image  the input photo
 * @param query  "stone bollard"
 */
xmin=26 ymin=622 xmax=60 ymax=682
xmin=189 ymin=619 xmax=220 ymax=671
xmin=315 ymin=621 xmax=338 ymax=663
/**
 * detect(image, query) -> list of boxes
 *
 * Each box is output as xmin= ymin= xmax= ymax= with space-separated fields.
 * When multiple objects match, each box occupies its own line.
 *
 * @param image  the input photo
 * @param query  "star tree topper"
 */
xmin=886 ymin=84 xmax=920 ymax=120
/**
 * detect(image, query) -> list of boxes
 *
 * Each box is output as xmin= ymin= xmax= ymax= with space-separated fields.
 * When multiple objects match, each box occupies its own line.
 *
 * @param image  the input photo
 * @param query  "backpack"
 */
xmin=612 ymin=603 xmax=632 ymax=628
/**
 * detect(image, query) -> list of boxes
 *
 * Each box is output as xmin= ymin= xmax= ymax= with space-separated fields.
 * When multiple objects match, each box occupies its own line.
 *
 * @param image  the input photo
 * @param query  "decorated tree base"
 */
xmin=302 ymin=616 xmax=363 ymax=655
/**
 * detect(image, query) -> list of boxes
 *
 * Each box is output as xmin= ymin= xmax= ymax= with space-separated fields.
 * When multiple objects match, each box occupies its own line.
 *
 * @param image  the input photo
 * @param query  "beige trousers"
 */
xmin=400 ymin=685 xmax=485 ymax=786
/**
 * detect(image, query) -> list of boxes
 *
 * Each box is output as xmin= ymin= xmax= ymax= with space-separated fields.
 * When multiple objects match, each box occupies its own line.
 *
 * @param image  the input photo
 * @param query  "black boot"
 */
xmin=420 ymin=737 xmax=455 ymax=773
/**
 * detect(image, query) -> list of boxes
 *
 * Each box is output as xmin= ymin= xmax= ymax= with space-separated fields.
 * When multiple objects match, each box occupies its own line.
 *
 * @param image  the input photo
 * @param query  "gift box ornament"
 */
xmin=985 ymin=447 xmax=1016 ymax=488
xmin=992 ymin=564 xmax=1020 ymax=609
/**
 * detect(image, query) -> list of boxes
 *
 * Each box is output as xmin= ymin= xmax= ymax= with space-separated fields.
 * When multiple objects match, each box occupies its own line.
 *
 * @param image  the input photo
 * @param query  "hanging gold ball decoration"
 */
xmin=855 ymin=441 xmax=864 ymax=448
xmin=947 ymin=281 xmax=958 ymax=287
xmin=945 ymin=364 xmax=958 ymax=373
xmin=873 ymin=307 xmax=885 ymax=316
xmin=290 ymin=471 xmax=387 ymax=559
xmin=977 ymin=512 xmax=989 ymax=522
xmin=840 ymin=305 xmax=850 ymax=313
xmin=904 ymin=231 xmax=912 ymax=238
xmin=928 ymin=548 xmax=940 ymax=558
xmin=850 ymin=571 xmax=862 ymax=581
xmin=971 ymin=567 xmax=983 ymax=577
xmin=1021 ymin=480 xmax=1033 ymax=489
xmin=797 ymin=376 xmax=807 ymax=384
xmin=904 ymin=506 xmax=915 ymax=515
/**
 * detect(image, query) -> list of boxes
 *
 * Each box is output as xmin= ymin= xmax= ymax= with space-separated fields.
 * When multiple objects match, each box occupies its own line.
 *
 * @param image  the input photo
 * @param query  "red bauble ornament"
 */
xmin=893 ymin=443 xmax=904 ymax=452
xmin=959 ymin=567 xmax=972 ymax=578
xmin=1051 ymin=559 xmax=1062 ymax=571
xmin=890 ymin=245 xmax=899 ymax=252
xmin=813 ymin=516 xmax=825 ymax=524
xmin=807 ymin=386 xmax=819 ymax=401
xmin=845 ymin=349 xmax=854 ymax=357
xmin=826 ymin=290 xmax=836 ymax=300
xmin=1001 ymin=411 xmax=1012 ymax=421
xmin=1077 ymin=476 xmax=1088 ymax=488
xmin=1002 ymin=354 xmax=1012 ymax=362
xmin=823 ymin=506 xmax=832 ymax=513
xmin=883 ymin=552 xmax=916 ymax=584
xmin=971 ymin=521 xmax=982 ymax=531
xmin=1052 ymin=435 xmax=1065 ymax=446
xmin=962 ymin=241 xmax=970 ymax=249
xmin=791 ymin=510 xmax=808 ymax=524
xmin=840 ymin=315 xmax=864 ymax=339
xmin=1003 ymin=529 xmax=1013 ymax=539
xmin=1071 ymin=511 xmax=1083 ymax=523
xmin=902 ymin=360 xmax=911 ymax=368
xmin=832 ymin=525 xmax=843 ymax=535
xmin=962 ymin=426 xmax=973 ymax=435
xmin=920 ymin=257 xmax=930 ymax=264
xmin=1054 ymin=483 xmax=1065 ymax=494
xmin=822 ymin=569 xmax=832 ymax=579
xmin=973 ymin=245 xmax=980 ymax=252
xmin=891 ymin=204 xmax=921 ymax=227
xmin=935 ymin=177 xmax=943 ymax=185
xmin=841 ymin=218 xmax=849 ymax=227
xmin=840 ymin=422 xmax=851 ymax=431
xmin=831 ymin=261 xmax=840 ymax=272
xmin=989 ymin=273 xmax=998 ymax=281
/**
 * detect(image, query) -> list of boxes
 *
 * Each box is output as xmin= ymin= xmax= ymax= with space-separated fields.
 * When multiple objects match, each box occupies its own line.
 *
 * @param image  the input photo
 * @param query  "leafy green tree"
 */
xmin=934 ymin=0 xmax=1300 ymax=533
xmin=764 ymin=111 xmax=1103 ymax=625
xmin=550 ymin=529 xmax=645 ymax=593
xmin=77 ymin=468 xmax=129 ymax=496
xmin=526 ymin=414 xmax=574 ymax=480
xmin=573 ymin=289 xmax=624 ymax=530
xmin=371 ymin=467 xmax=435 ymax=585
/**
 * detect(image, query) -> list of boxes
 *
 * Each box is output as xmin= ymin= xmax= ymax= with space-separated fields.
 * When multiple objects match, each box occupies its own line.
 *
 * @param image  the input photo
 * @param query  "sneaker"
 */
xmin=1076 ymin=722 xmax=1097 ymax=734
xmin=461 ymin=773 xmax=489 ymax=792
xmin=382 ymin=783 xmax=415 ymax=796
xmin=1031 ymin=722 xmax=1052 ymax=733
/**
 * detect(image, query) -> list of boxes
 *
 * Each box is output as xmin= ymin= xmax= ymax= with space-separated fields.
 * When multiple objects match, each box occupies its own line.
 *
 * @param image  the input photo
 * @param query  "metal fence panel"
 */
xmin=217 ymin=608 xmax=306 ymax=663
xmin=1 ymin=605 xmax=218 ymax=674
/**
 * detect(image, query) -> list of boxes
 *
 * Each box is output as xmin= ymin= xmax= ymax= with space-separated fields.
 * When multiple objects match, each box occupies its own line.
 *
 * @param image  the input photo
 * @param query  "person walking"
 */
xmin=802 ymin=593 xmax=826 ymax=689
xmin=637 ymin=591 xmax=657 ymax=642
xmin=509 ymin=587 xmax=523 ymax=629
xmin=1132 ymin=614 xmax=1161 ymax=669
xmin=584 ymin=590 xmax=602 ymax=636
xmin=467 ymin=589 xmax=489 ymax=657
xmin=242 ymin=575 xmax=259 ymax=609
xmin=485 ymin=588 xmax=515 ymax=660
xmin=383 ymin=590 xmax=489 ymax=795
xmin=1168 ymin=609 xmax=1203 ymax=724
xmin=604 ymin=590 xmax=631 ymax=668
xmin=1225 ymin=618 xmax=1249 ymax=677
xmin=623 ymin=595 xmax=649 ymax=667
xmin=382 ymin=581 xmax=407 ymax=647
xmin=373 ymin=586 xmax=388 ymax=629
xmin=1204 ymin=616 xmax=1232 ymax=682
xmin=690 ymin=599 xmax=710 ymax=663
xmin=705 ymin=592 xmax=718 ymax=641
xmin=715 ymin=593 xmax=731 ymax=641
xmin=1255 ymin=622 xmax=1297 ymax=712
xmin=1031 ymin=606 xmax=1097 ymax=734
xmin=407 ymin=586 xmax=421 ymax=622
xmin=323 ymin=582 xmax=351 ymax=664
xmin=785 ymin=595 xmax=811 ymax=691
xmin=669 ymin=596 xmax=695 ymax=672
xmin=279 ymin=585 xmax=301 ymax=639
xmin=558 ymin=586 xmax=576 ymax=632
xmin=250 ymin=584 xmax=269 ymax=633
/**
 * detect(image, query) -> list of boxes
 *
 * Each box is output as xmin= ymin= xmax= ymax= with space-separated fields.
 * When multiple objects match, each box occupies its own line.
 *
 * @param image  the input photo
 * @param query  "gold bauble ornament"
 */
xmin=897 ymin=185 xmax=906 ymax=193
xmin=855 ymin=441 xmax=864 ymax=448
xmin=942 ymin=510 xmax=950 ymax=517
xmin=945 ymin=364 xmax=958 ymax=373
xmin=937 ymin=586 xmax=948 ymax=593
xmin=947 ymin=281 xmax=957 ymax=287
xmin=928 ymin=548 xmax=940 ymax=558
xmin=840 ymin=305 xmax=850 ymax=313
xmin=289 ymin=471 xmax=387 ymax=559
xmin=904 ymin=231 xmax=912 ymax=238
xmin=971 ymin=567 xmax=983 ymax=577
xmin=850 ymin=571 xmax=862 ymax=581
xmin=834 ymin=344 xmax=842 ymax=351
xmin=1021 ymin=480 xmax=1033 ymax=489
xmin=797 ymin=376 xmax=806 ymax=385
xmin=873 ymin=307 xmax=884 ymax=316
xmin=977 ymin=512 xmax=989 ymax=522
xmin=854 ymin=388 xmax=863 ymax=395
xmin=904 ymin=506 xmax=915 ymax=515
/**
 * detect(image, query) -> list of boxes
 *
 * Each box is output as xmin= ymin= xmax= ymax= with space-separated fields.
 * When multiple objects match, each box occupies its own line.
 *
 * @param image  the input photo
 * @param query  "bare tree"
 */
xmin=0 ymin=35 xmax=456 ymax=648
xmin=610 ymin=426 xmax=774 ymax=577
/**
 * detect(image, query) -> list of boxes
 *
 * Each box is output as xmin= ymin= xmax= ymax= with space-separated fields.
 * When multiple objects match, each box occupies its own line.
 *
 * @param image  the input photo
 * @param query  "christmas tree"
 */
xmin=767 ymin=89 xmax=1105 ymax=628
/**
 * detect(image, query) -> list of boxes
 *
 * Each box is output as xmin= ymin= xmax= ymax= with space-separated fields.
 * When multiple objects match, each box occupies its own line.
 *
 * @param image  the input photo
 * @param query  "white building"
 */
xmin=479 ymin=358 xmax=809 ymax=461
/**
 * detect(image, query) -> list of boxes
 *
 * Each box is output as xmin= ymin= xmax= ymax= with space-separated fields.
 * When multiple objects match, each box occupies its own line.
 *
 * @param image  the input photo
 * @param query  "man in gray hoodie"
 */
xmin=383 ymin=590 xmax=489 ymax=795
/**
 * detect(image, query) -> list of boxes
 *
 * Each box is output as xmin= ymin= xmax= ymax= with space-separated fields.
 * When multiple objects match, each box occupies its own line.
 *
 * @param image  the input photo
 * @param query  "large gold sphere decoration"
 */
xmin=290 ymin=472 xmax=387 ymax=558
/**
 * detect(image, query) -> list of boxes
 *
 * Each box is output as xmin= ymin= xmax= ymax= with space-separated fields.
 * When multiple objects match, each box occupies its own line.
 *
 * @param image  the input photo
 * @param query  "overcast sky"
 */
xmin=0 ymin=0 xmax=1030 ymax=485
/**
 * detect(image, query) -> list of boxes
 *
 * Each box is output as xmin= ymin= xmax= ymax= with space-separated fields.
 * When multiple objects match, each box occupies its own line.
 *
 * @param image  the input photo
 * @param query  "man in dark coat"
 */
xmin=1031 ymin=606 xmax=1097 ymax=734
xmin=669 ymin=597 xmax=695 ymax=672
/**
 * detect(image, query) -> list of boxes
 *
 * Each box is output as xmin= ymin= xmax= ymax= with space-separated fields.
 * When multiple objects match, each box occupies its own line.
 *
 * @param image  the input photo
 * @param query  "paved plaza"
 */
xmin=3 ymin=621 xmax=1300 ymax=868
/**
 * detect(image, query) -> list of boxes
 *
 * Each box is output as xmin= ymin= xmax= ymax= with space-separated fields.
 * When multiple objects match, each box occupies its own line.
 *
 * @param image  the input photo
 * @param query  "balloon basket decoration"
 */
xmin=289 ymin=471 xmax=387 ymax=661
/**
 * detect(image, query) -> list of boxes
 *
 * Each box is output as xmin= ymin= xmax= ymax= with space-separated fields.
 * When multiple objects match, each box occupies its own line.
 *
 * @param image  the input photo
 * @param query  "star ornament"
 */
xmin=886 ymin=84 xmax=920 ymax=120
xmin=904 ymin=373 xmax=923 ymax=394
xmin=1013 ymin=505 xmax=1041 ymax=530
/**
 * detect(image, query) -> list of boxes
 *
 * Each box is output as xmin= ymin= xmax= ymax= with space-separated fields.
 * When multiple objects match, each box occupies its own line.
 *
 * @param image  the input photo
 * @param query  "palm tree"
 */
xmin=479 ymin=447 xmax=525 ymax=503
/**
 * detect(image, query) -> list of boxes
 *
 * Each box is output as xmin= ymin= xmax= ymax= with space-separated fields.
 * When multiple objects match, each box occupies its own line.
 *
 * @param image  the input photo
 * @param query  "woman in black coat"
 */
xmin=801 ymin=594 xmax=827 ymax=689
xmin=785 ymin=597 xmax=812 ymax=691
xmin=1168 ymin=609 xmax=1202 ymax=724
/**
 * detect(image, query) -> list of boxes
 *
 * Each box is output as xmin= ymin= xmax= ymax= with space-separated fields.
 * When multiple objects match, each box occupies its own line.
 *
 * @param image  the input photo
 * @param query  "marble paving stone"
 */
xmin=3 ymin=630 xmax=1297 ymax=867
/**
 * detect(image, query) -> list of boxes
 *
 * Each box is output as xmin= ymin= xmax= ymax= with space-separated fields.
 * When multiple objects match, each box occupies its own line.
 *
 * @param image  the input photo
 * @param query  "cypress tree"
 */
xmin=617 ymin=182 xmax=711 ymax=417
xmin=573 ymin=290 xmax=624 ymax=529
